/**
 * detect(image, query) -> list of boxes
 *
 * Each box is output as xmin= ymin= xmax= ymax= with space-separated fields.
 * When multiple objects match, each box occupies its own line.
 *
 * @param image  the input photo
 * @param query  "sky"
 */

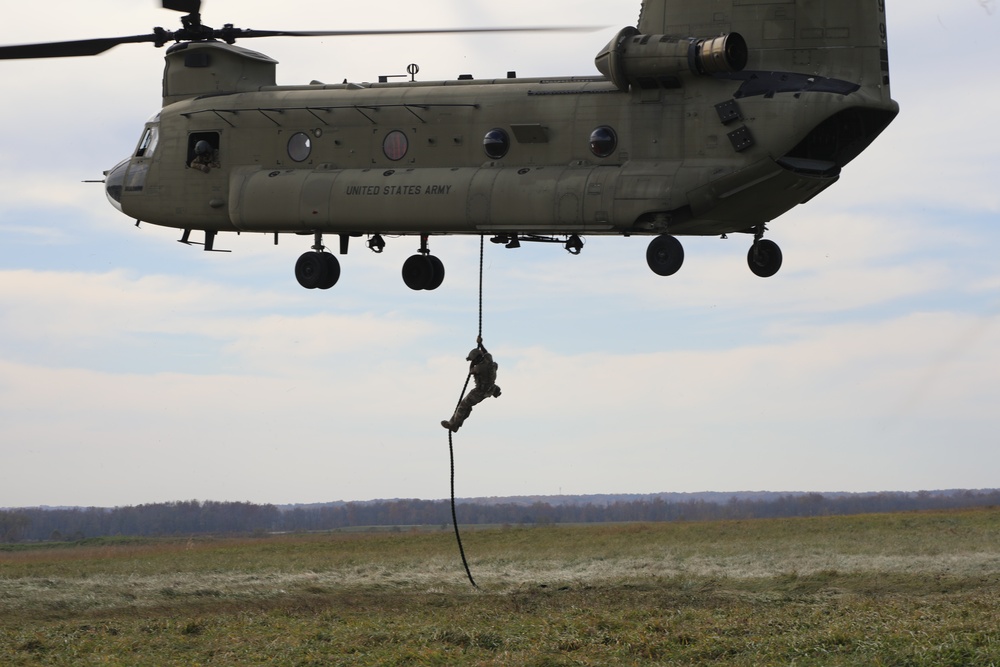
xmin=1 ymin=0 xmax=998 ymax=508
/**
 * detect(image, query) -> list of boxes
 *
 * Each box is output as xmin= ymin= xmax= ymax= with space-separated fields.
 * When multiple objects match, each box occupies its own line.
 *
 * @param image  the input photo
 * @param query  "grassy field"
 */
xmin=2 ymin=509 xmax=999 ymax=665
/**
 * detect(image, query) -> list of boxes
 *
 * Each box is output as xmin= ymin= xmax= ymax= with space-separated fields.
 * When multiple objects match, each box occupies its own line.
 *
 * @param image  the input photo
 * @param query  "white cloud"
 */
xmin=1 ymin=276 xmax=997 ymax=506
xmin=1 ymin=0 xmax=998 ymax=506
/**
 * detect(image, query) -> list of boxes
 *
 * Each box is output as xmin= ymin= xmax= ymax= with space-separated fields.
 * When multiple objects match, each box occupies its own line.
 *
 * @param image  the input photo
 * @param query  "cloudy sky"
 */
xmin=1 ymin=0 xmax=997 ymax=508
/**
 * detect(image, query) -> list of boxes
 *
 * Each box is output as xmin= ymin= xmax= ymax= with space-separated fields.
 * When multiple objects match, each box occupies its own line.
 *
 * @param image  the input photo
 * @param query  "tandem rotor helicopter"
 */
xmin=2 ymin=0 xmax=898 ymax=291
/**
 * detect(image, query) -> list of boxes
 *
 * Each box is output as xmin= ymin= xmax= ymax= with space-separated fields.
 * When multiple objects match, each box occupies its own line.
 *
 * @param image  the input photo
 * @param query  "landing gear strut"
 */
xmin=402 ymin=234 xmax=445 ymax=291
xmin=294 ymin=233 xmax=340 ymax=289
xmin=747 ymin=227 xmax=782 ymax=278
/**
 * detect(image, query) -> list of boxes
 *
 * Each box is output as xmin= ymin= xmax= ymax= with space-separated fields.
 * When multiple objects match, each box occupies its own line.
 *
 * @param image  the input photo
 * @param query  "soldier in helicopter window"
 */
xmin=442 ymin=337 xmax=501 ymax=432
xmin=189 ymin=140 xmax=220 ymax=173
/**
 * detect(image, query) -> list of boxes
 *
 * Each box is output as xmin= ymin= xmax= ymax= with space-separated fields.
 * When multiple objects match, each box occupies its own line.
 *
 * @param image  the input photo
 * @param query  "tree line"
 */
xmin=2 ymin=490 xmax=999 ymax=543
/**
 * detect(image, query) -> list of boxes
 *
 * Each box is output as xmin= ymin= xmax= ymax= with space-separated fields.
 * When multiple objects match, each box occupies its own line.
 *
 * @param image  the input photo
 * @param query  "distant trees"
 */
xmin=0 ymin=511 xmax=30 ymax=542
xmin=4 ymin=501 xmax=281 ymax=543
xmin=2 ymin=490 xmax=999 ymax=543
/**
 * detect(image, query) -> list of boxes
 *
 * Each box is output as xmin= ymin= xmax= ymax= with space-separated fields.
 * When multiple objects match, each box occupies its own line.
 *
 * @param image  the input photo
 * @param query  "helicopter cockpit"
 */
xmin=104 ymin=159 xmax=127 ymax=212
xmin=105 ymin=114 xmax=161 ymax=212
xmin=136 ymin=124 xmax=159 ymax=158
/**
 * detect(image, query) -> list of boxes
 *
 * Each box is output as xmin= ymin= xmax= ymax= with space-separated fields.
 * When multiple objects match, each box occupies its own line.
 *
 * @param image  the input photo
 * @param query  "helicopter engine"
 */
xmin=595 ymin=27 xmax=748 ymax=91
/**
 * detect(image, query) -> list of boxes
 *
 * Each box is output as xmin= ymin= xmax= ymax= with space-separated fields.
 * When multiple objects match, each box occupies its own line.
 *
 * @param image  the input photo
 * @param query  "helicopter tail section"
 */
xmin=616 ymin=0 xmax=899 ymax=238
xmin=638 ymin=0 xmax=893 ymax=104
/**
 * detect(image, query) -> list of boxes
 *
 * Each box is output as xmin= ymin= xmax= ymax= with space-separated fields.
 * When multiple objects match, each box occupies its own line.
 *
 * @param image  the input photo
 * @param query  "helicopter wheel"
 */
xmin=747 ymin=239 xmax=782 ymax=278
xmin=402 ymin=254 xmax=445 ymax=291
xmin=426 ymin=255 xmax=445 ymax=290
xmin=317 ymin=252 xmax=341 ymax=289
xmin=646 ymin=234 xmax=685 ymax=276
xmin=295 ymin=251 xmax=340 ymax=289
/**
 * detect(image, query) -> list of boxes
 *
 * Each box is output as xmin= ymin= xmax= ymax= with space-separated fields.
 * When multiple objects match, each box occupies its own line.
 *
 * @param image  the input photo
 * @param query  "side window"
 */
xmin=136 ymin=126 xmax=159 ymax=158
xmin=187 ymin=132 xmax=221 ymax=167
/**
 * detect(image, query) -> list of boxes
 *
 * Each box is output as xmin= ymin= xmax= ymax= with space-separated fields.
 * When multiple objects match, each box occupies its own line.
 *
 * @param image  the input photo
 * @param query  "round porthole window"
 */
xmin=589 ymin=126 xmax=618 ymax=158
xmin=288 ymin=132 xmax=312 ymax=162
xmin=483 ymin=128 xmax=510 ymax=160
xmin=383 ymin=130 xmax=409 ymax=161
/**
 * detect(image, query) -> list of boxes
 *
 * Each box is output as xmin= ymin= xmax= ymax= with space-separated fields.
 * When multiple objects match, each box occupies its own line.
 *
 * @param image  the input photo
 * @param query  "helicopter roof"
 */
xmin=165 ymin=40 xmax=278 ymax=64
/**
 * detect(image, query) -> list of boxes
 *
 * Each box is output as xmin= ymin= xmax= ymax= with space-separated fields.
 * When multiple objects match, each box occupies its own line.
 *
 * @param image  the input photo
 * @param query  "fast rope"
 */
xmin=449 ymin=390 xmax=476 ymax=589
xmin=446 ymin=235 xmax=488 ymax=589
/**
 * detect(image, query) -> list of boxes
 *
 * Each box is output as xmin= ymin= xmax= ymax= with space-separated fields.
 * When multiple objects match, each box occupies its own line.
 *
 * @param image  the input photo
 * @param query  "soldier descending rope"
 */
xmin=441 ymin=336 xmax=501 ymax=432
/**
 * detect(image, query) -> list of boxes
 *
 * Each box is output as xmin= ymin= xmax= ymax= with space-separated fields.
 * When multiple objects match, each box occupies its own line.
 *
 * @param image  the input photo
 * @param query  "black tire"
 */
xmin=747 ymin=239 xmax=783 ymax=278
xmin=425 ymin=255 xmax=445 ymax=291
xmin=294 ymin=251 xmax=327 ymax=289
xmin=402 ymin=254 xmax=434 ymax=290
xmin=646 ymin=234 xmax=685 ymax=276
xmin=317 ymin=253 xmax=341 ymax=290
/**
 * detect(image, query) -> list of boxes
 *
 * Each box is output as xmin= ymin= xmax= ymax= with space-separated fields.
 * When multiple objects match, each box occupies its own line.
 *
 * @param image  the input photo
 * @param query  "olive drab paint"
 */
xmin=36 ymin=0 xmax=900 ymax=289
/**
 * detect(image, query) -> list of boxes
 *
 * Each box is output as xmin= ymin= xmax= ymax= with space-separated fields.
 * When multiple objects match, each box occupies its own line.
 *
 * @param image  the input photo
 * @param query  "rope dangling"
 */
xmin=448 ymin=428 xmax=477 ymax=588
xmin=443 ymin=236 xmax=500 ymax=589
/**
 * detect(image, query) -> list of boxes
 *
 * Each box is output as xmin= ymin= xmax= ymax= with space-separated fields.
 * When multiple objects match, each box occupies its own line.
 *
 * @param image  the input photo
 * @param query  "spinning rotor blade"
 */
xmin=0 ymin=0 xmax=600 ymax=63
xmin=235 ymin=26 xmax=599 ymax=39
xmin=0 ymin=34 xmax=160 ymax=60
xmin=0 ymin=0 xmax=202 ymax=59
xmin=0 ymin=25 xmax=598 ymax=61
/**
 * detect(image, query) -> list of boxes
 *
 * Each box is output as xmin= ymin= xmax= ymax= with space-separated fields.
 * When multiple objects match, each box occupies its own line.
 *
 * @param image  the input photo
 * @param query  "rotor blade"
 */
xmin=0 ymin=34 xmax=160 ymax=60
xmin=0 ymin=24 xmax=603 ymax=61
xmin=236 ymin=26 xmax=601 ymax=39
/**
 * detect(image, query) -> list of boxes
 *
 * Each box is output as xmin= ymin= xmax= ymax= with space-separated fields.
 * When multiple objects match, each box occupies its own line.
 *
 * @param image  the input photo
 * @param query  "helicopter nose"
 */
xmin=104 ymin=158 xmax=129 ymax=212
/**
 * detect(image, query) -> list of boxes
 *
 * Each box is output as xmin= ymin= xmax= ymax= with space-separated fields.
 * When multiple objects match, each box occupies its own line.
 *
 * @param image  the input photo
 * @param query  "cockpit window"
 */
xmin=136 ymin=126 xmax=159 ymax=158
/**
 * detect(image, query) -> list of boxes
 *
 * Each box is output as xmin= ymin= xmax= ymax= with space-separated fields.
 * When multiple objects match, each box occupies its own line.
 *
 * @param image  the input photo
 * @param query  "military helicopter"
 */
xmin=1 ymin=0 xmax=898 ymax=291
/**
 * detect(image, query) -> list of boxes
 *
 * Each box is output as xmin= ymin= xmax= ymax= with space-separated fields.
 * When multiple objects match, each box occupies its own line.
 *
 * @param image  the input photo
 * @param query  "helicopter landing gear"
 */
xmin=402 ymin=255 xmax=445 ymax=290
xmin=747 ymin=227 xmax=782 ymax=278
xmin=402 ymin=234 xmax=445 ymax=291
xmin=646 ymin=234 xmax=685 ymax=276
xmin=295 ymin=233 xmax=340 ymax=289
xmin=295 ymin=252 xmax=340 ymax=289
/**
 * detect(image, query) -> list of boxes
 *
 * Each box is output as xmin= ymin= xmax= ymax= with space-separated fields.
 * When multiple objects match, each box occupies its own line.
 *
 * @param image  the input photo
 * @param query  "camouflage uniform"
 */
xmin=442 ymin=346 xmax=501 ymax=432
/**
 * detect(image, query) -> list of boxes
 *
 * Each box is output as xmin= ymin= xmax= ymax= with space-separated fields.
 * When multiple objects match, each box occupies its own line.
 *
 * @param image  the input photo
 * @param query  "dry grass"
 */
xmin=2 ymin=509 xmax=1000 ymax=665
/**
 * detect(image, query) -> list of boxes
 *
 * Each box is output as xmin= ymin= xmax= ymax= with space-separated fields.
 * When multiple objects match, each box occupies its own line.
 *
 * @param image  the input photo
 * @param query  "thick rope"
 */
xmin=478 ymin=235 xmax=484 ymax=341
xmin=449 ymin=420 xmax=476 ymax=589
xmin=448 ymin=235 xmax=486 ymax=589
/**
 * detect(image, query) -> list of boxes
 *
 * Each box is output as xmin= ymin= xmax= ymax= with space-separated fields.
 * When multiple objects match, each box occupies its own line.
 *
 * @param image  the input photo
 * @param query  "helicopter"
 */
xmin=1 ymin=0 xmax=898 ymax=291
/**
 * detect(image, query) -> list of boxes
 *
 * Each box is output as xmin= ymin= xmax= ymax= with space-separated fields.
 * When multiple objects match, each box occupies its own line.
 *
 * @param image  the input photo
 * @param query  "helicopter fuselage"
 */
xmin=108 ymin=42 xmax=893 ymax=240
